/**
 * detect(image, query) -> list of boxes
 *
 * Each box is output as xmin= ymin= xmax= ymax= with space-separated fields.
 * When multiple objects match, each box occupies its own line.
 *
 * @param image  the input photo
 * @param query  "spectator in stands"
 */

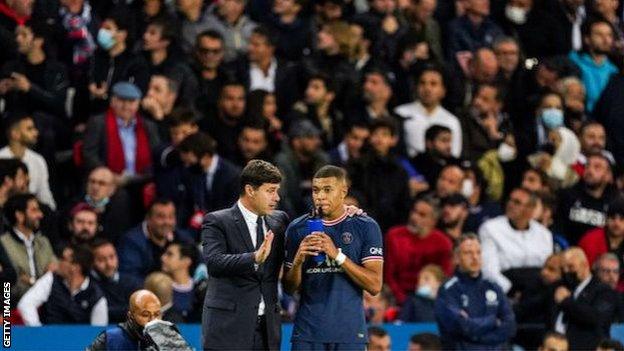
xmin=199 ymin=81 xmax=247 ymax=160
xmin=594 ymin=71 xmax=624 ymax=167
xmin=91 ymin=238 xmax=141 ymax=324
xmin=434 ymin=164 xmax=465 ymax=198
xmin=63 ymin=202 xmax=99 ymax=246
xmin=204 ymin=0 xmax=257 ymax=62
xmin=522 ymin=167 xmax=552 ymax=195
xmin=83 ymin=81 xmax=161 ymax=181
xmin=0 ymin=113 xmax=56 ymax=209
xmin=551 ymin=247 xmax=618 ymax=350
xmin=289 ymin=74 xmax=343 ymax=148
xmin=1 ymin=19 xmax=68 ymax=119
xmin=579 ymin=198 xmax=624 ymax=271
xmin=142 ymin=18 xmax=198 ymax=107
xmin=594 ymin=253 xmax=621 ymax=291
xmin=329 ymin=121 xmax=369 ymax=167
xmin=234 ymin=25 xmax=298 ymax=117
xmin=0 ymin=193 xmax=56 ymax=302
xmin=435 ymin=234 xmax=516 ymax=350
xmin=399 ymin=264 xmax=445 ymax=322
xmin=449 ymin=48 xmax=501 ymax=112
xmin=348 ymin=118 xmax=410 ymax=231
xmin=569 ymin=19 xmax=617 ymax=113
xmin=0 ymin=0 xmax=31 ymax=67
xmin=395 ymin=67 xmax=462 ymax=158
xmin=574 ymin=121 xmax=614 ymax=173
xmin=493 ymin=37 xmax=520 ymax=81
xmin=192 ymin=30 xmax=230 ymax=115
xmin=461 ymin=83 xmax=510 ymax=162
xmin=160 ymin=241 xmax=204 ymax=322
xmin=408 ymin=333 xmax=442 ymax=351
xmin=538 ymin=332 xmax=569 ymax=351
xmin=274 ymin=119 xmax=329 ymax=217
xmin=141 ymin=75 xmax=181 ymax=140
xmin=233 ymin=123 xmax=272 ymax=168
xmin=403 ymin=0 xmax=443 ymax=65
xmin=350 ymin=69 xmax=397 ymax=126
xmin=463 ymin=166 xmax=503 ymax=232
xmin=177 ymin=132 xmax=241 ymax=225
xmin=597 ymin=339 xmax=624 ymax=351
xmin=438 ymin=194 xmax=470 ymax=241
xmin=266 ymin=0 xmax=312 ymax=62
xmin=385 ymin=196 xmax=453 ymax=304
xmin=118 ymin=198 xmax=193 ymax=281
xmin=411 ymin=125 xmax=459 ymax=186
xmin=144 ymin=271 xmax=185 ymax=323
xmin=176 ymin=0 xmax=211 ymax=54
xmin=89 ymin=8 xmax=149 ymax=114
xmin=446 ymin=0 xmax=504 ymax=62
xmin=479 ymin=187 xmax=553 ymax=294
xmin=557 ymin=76 xmax=587 ymax=130
xmin=367 ymin=326 xmax=392 ymax=351
xmin=556 ymin=152 xmax=616 ymax=244
xmin=18 ymin=243 xmax=107 ymax=326
xmin=0 ymin=159 xmax=28 ymax=232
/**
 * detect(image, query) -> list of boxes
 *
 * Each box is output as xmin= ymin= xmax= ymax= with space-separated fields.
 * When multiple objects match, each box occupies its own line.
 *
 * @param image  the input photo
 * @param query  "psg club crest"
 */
xmin=341 ymin=232 xmax=353 ymax=245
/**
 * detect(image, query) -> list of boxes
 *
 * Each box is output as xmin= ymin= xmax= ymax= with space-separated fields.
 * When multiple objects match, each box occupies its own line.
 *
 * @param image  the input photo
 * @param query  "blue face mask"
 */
xmin=540 ymin=108 xmax=564 ymax=129
xmin=97 ymin=28 xmax=116 ymax=50
xmin=416 ymin=285 xmax=434 ymax=299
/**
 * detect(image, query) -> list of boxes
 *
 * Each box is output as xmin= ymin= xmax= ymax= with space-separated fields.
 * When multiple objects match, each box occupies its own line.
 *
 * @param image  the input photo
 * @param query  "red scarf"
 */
xmin=0 ymin=1 xmax=30 ymax=26
xmin=105 ymin=108 xmax=152 ymax=174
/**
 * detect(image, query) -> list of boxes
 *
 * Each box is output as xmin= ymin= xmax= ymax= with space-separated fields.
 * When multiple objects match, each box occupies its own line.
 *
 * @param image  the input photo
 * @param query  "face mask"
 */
xmin=497 ymin=142 xmax=516 ymax=162
xmin=85 ymin=195 xmax=109 ymax=209
xmin=97 ymin=28 xmax=116 ymax=50
xmin=562 ymin=271 xmax=580 ymax=290
xmin=540 ymin=108 xmax=564 ymax=129
xmin=505 ymin=5 xmax=528 ymax=24
xmin=461 ymin=179 xmax=474 ymax=198
xmin=416 ymin=285 xmax=434 ymax=299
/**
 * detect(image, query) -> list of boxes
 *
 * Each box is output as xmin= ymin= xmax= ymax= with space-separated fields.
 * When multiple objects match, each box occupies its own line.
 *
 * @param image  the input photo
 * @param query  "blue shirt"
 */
xmin=285 ymin=212 xmax=383 ymax=343
xmin=116 ymin=117 xmax=137 ymax=175
xmin=569 ymin=51 xmax=618 ymax=113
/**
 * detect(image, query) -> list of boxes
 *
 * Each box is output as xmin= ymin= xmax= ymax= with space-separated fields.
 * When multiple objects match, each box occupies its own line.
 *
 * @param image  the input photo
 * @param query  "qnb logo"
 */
xmin=369 ymin=247 xmax=383 ymax=255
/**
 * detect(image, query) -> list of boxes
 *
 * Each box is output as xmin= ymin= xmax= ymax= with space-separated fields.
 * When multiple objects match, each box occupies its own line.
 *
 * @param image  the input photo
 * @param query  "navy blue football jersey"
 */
xmin=285 ymin=212 xmax=383 ymax=343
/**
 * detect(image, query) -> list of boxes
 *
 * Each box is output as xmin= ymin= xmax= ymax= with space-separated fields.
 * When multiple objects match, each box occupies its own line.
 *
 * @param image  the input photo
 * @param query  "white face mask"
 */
xmin=497 ymin=142 xmax=517 ymax=162
xmin=461 ymin=179 xmax=474 ymax=199
xmin=505 ymin=4 xmax=528 ymax=25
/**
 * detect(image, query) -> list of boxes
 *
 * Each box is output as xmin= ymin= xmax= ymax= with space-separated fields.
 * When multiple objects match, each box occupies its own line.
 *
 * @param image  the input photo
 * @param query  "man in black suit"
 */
xmin=550 ymin=247 xmax=619 ymax=350
xmin=201 ymin=159 xmax=287 ymax=350
xmin=177 ymin=132 xmax=242 ymax=230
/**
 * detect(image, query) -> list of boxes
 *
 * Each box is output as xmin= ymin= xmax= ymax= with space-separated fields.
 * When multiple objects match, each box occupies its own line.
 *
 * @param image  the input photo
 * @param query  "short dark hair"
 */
xmin=308 ymin=73 xmax=336 ymax=93
xmin=511 ymin=187 xmax=539 ymax=207
xmin=219 ymin=81 xmax=246 ymax=100
xmin=167 ymin=107 xmax=199 ymax=128
xmin=367 ymin=326 xmax=388 ymax=338
xmin=597 ymin=339 xmax=624 ymax=351
xmin=196 ymin=29 xmax=224 ymax=45
xmin=580 ymin=120 xmax=604 ymax=134
xmin=152 ymin=74 xmax=180 ymax=95
xmin=418 ymin=65 xmax=446 ymax=87
xmin=167 ymin=241 xmax=200 ymax=276
xmin=314 ymin=165 xmax=348 ymax=182
xmin=4 ymin=193 xmax=37 ymax=226
xmin=425 ymin=124 xmax=451 ymax=142
xmin=409 ymin=333 xmax=442 ymax=351
xmin=251 ymin=25 xmax=277 ymax=47
xmin=475 ymin=83 xmax=505 ymax=102
xmin=90 ymin=237 xmax=114 ymax=252
xmin=105 ymin=6 xmax=133 ymax=32
xmin=146 ymin=198 xmax=175 ymax=217
xmin=240 ymin=160 xmax=282 ymax=194
xmin=582 ymin=17 xmax=613 ymax=38
xmin=177 ymin=132 xmax=217 ymax=158
xmin=369 ymin=117 xmax=398 ymax=136
xmin=147 ymin=16 xmax=178 ymax=43
xmin=0 ymin=158 xmax=27 ymax=185
xmin=67 ymin=244 xmax=93 ymax=276
xmin=4 ymin=113 xmax=32 ymax=140
xmin=23 ymin=18 xmax=48 ymax=40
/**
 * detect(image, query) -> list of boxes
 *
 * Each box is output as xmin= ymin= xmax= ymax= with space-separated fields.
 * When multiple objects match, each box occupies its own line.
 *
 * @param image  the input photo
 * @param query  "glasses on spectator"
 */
xmin=197 ymin=47 xmax=223 ymax=55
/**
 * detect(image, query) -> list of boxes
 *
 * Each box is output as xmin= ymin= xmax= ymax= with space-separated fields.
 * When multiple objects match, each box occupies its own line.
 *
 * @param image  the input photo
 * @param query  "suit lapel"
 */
xmin=232 ymin=204 xmax=255 ymax=252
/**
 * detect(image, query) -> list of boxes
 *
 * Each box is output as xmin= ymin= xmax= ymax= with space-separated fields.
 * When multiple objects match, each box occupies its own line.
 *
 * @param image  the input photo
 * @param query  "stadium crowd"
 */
xmin=3 ymin=0 xmax=624 ymax=348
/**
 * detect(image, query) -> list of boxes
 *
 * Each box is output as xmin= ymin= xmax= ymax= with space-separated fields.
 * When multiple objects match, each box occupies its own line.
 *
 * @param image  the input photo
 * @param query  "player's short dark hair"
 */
xmin=240 ymin=160 xmax=282 ymax=194
xmin=597 ymin=339 xmax=624 ymax=351
xmin=369 ymin=117 xmax=398 ymax=136
xmin=166 ymin=241 xmax=200 ymax=276
xmin=314 ymin=165 xmax=348 ymax=183
xmin=425 ymin=124 xmax=451 ymax=142
xmin=5 ymin=193 xmax=37 ymax=226
xmin=409 ymin=333 xmax=442 ymax=351
xmin=167 ymin=107 xmax=199 ymax=128
xmin=177 ymin=132 xmax=217 ymax=158
xmin=367 ymin=326 xmax=388 ymax=338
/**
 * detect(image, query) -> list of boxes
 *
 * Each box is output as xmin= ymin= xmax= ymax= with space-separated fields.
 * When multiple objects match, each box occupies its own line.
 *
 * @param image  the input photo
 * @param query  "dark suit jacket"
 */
xmin=549 ymin=277 xmax=619 ymax=350
xmin=201 ymin=204 xmax=288 ymax=350
xmin=82 ymin=113 xmax=161 ymax=173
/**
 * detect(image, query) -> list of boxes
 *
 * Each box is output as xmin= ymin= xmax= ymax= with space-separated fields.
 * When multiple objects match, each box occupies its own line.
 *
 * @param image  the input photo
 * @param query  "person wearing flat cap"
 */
xmin=82 ymin=81 xmax=161 ymax=187
xmin=274 ymin=119 xmax=329 ymax=217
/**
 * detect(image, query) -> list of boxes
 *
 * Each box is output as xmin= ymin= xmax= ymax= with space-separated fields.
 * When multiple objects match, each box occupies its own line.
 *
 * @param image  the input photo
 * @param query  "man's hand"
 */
xmin=89 ymin=82 xmax=108 ymax=99
xmin=292 ymin=234 xmax=322 ymax=266
xmin=254 ymin=230 xmax=275 ymax=264
xmin=11 ymin=73 xmax=30 ymax=92
xmin=317 ymin=232 xmax=339 ymax=260
xmin=555 ymin=286 xmax=571 ymax=304
xmin=345 ymin=205 xmax=366 ymax=217
xmin=141 ymin=96 xmax=164 ymax=120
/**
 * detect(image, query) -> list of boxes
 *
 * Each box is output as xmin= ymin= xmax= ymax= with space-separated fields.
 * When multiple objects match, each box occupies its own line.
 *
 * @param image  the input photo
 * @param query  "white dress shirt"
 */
xmin=249 ymin=59 xmax=277 ymax=92
xmin=394 ymin=101 xmax=462 ymax=158
xmin=237 ymin=200 xmax=266 ymax=315
xmin=0 ymin=147 xmax=56 ymax=209
xmin=554 ymin=275 xmax=592 ymax=333
xmin=479 ymin=215 xmax=554 ymax=293
xmin=17 ymin=271 xmax=108 ymax=326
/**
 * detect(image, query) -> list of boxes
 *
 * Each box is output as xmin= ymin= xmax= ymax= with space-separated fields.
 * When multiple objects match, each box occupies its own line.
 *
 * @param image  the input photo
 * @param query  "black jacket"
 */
xmin=201 ymin=204 xmax=289 ymax=350
xmin=594 ymin=74 xmax=624 ymax=165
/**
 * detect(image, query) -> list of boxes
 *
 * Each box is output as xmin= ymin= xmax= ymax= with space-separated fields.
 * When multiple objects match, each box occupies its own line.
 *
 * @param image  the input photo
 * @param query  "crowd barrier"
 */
xmin=7 ymin=324 xmax=624 ymax=350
